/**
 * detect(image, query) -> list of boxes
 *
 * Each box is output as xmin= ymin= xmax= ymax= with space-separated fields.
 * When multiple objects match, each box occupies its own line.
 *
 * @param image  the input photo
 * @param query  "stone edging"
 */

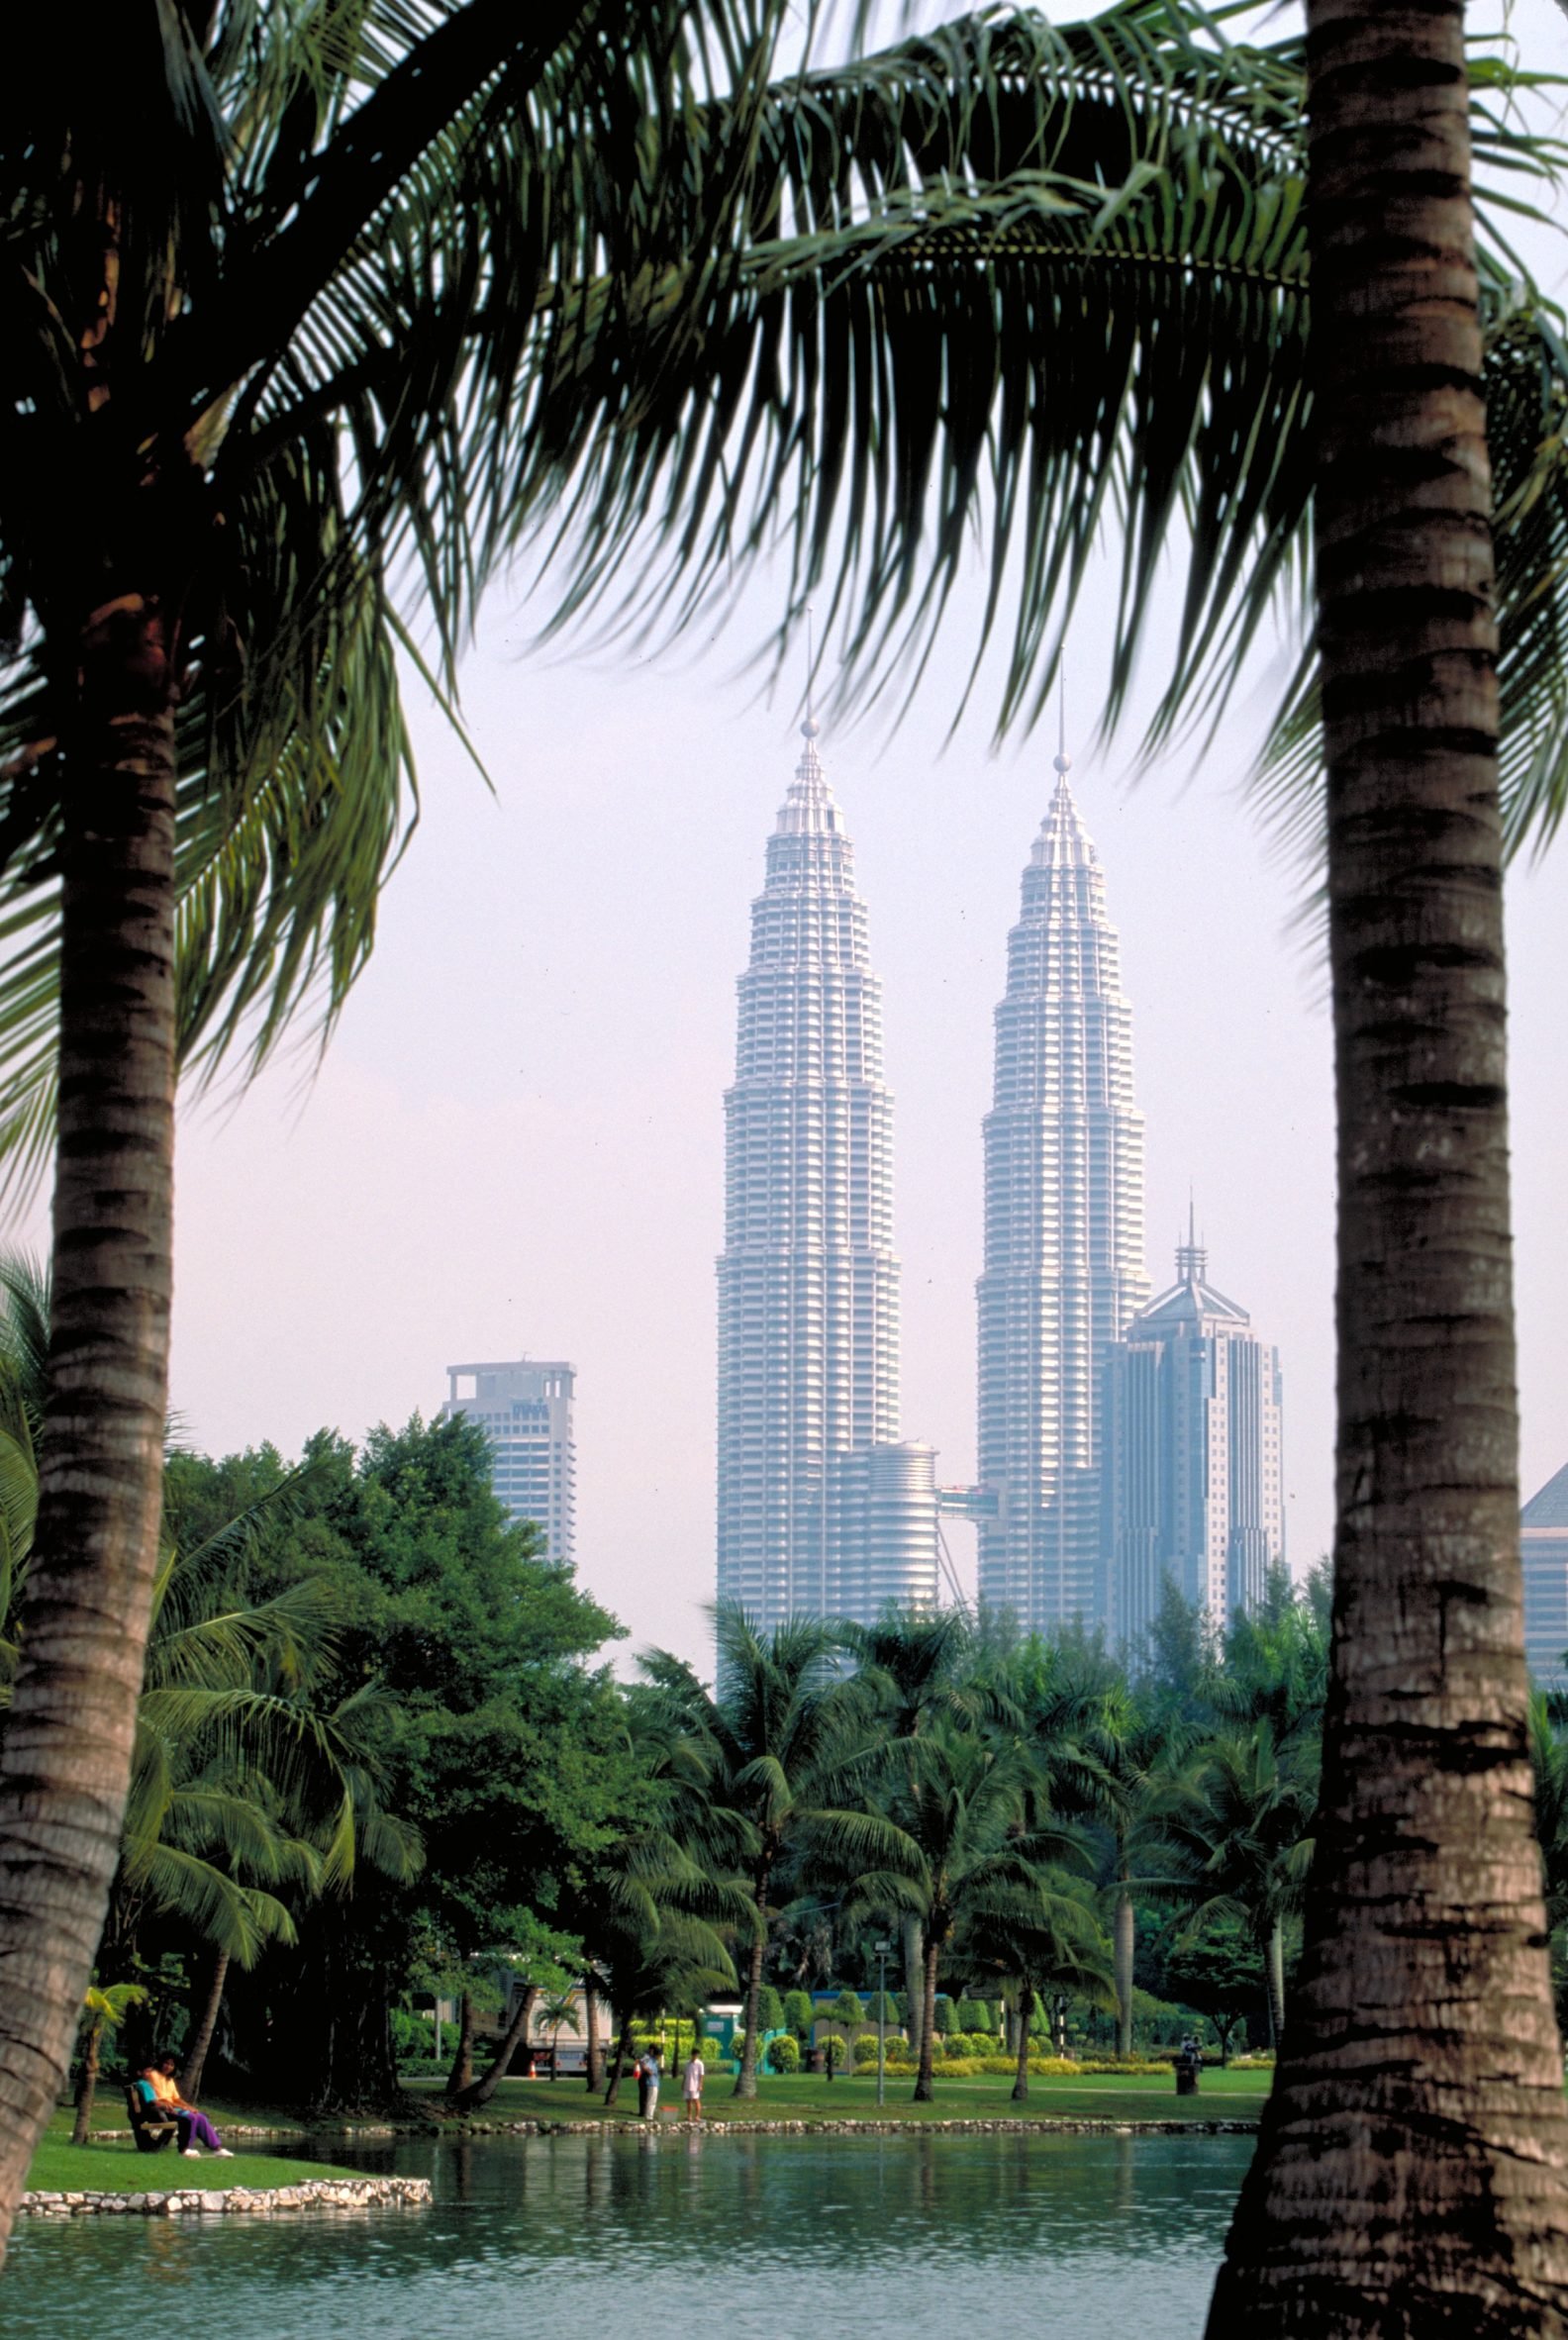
xmin=17 ymin=2175 xmax=433 ymax=2219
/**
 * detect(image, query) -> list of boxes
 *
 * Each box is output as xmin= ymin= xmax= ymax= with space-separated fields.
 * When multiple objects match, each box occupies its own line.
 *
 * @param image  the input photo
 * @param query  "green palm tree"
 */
xmin=1162 ymin=1722 xmax=1315 ymax=2053
xmin=534 ymin=1992 xmax=580 ymax=2083
xmin=69 ymin=1981 xmax=147 ymax=2148
xmin=957 ymin=1875 xmax=1116 ymax=2099
xmin=640 ymin=1605 xmax=917 ymax=2098
xmin=1079 ymin=1696 xmax=1186 ymax=2059
xmin=3 ymin=0 xmax=1567 ymax=2281
xmin=849 ymin=1724 xmax=1083 ymax=2102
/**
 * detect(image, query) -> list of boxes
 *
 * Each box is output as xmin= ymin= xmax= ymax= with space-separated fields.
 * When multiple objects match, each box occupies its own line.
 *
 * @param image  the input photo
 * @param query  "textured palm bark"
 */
xmin=70 ymin=2016 xmax=104 ymax=2149
xmin=902 ymin=1915 xmax=925 ymax=2062
xmin=181 ymin=1949 xmax=230 ymax=2100
xmin=1115 ymin=1884 xmax=1135 ymax=2059
xmin=1265 ymin=1919 xmax=1286 ymax=2056
xmin=1207 ymin=1 xmax=1568 ymax=2326
xmin=913 ymin=1936 xmax=940 ymax=2101
xmin=1011 ymin=1978 xmax=1032 ymax=2101
xmin=0 ymin=594 xmax=177 ymax=2264
xmin=445 ymin=1991 xmax=476 ymax=2097
xmin=603 ymin=2016 xmax=634 ymax=2109
xmin=583 ymin=1985 xmax=602 ymax=2093
xmin=452 ymin=1985 xmax=537 ymax=2112
xmin=732 ymin=1857 xmax=771 ymax=2099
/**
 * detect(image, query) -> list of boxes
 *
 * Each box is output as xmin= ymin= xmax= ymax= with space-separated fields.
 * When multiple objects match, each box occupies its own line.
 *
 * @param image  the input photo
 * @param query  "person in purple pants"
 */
xmin=142 ymin=2058 xmax=234 ymax=2159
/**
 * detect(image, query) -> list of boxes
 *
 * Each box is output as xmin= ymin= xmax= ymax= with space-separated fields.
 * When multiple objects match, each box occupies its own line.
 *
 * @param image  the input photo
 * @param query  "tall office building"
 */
xmin=975 ymin=748 xmax=1149 ymax=1629
xmin=716 ymin=721 xmax=936 ymax=1625
xmin=1521 ymin=1461 xmax=1568 ymax=1687
xmin=442 ymin=1359 xmax=575 ymax=1563
xmin=1101 ymin=1230 xmax=1285 ymax=1647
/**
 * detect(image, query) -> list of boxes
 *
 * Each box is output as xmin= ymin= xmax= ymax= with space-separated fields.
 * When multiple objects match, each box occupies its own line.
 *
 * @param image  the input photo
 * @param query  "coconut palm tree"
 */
xmin=639 ymin=1605 xmax=917 ymax=2098
xmin=1203 ymin=0 xmax=1568 ymax=2317
xmin=534 ymin=1993 xmax=580 ymax=2082
xmin=956 ymin=1876 xmax=1116 ymax=2100
xmin=4 ymin=0 xmax=1568 ymax=2277
xmin=1162 ymin=1722 xmax=1315 ymax=2053
xmin=849 ymin=1723 xmax=1083 ymax=2102
xmin=68 ymin=1981 xmax=147 ymax=2148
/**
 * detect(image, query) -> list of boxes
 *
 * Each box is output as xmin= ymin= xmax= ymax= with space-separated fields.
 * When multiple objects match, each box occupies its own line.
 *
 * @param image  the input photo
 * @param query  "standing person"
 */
xmin=142 ymin=2058 xmax=234 ymax=2158
xmin=636 ymin=2048 xmax=649 ymax=2121
xmin=641 ymin=2046 xmax=662 ymax=2121
xmin=683 ymin=2047 xmax=706 ymax=2124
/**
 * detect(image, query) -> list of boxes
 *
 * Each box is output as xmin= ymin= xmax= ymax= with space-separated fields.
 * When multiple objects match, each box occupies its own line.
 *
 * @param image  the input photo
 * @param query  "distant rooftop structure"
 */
xmin=1522 ymin=1461 xmax=1568 ymax=1686
xmin=442 ymin=1359 xmax=575 ymax=1565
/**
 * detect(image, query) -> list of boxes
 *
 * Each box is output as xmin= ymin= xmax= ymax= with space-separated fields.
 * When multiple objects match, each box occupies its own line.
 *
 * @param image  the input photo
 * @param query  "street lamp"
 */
xmin=874 ymin=1940 xmax=892 ymax=2107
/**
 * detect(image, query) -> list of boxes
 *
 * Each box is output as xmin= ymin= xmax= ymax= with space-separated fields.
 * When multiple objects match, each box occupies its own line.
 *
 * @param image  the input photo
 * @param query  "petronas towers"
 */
xmin=717 ymin=722 xmax=1283 ymax=1636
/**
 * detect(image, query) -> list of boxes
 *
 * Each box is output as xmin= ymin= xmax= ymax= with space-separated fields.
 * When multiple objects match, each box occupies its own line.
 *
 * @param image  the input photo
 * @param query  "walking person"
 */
xmin=682 ymin=2046 xmax=706 ymax=2124
xmin=640 ymin=2045 xmax=662 ymax=2120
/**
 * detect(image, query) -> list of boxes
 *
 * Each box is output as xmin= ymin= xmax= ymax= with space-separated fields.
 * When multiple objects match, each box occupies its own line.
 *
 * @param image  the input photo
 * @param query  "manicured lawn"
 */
xmin=25 ymin=2138 xmax=358 ymax=2193
xmin=407 ymin=2067 xmax=1270 ymax=2126
xmin=46 ymin=2094 xmax=301 ymax=2140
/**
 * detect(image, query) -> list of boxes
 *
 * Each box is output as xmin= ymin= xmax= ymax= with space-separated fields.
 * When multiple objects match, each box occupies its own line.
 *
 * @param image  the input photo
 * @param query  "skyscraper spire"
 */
xmin=975 ymin=744 xmax=1149 ymax=1628
xmin=717 ymin=721 xmax=934 ymax=1625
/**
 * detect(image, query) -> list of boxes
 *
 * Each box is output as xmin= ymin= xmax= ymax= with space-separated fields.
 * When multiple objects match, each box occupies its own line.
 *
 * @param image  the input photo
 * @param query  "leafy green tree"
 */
xmin=535 ymin=1992 xmax=580 ymax=2083
xmin=958 ymin=1878 xmax=1115 ymax=2099
xmin=831 ymin=1990 xmax=864 ymax=2033
xmin=1164 ymin=1725 xmax=1314 ymax=2052
xmin=1162 ymin=1919 xmax=1263 ymax=2069
xmin=70 ymin=1982 xmax=147 ymax=2147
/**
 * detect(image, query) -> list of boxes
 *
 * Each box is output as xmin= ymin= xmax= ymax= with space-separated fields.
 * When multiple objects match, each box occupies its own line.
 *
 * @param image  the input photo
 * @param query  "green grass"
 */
xmin=25 ymin=2138 xmax=358 ymax=2194
xmin=405 ymin=2067 xmax=1270 ymax=2127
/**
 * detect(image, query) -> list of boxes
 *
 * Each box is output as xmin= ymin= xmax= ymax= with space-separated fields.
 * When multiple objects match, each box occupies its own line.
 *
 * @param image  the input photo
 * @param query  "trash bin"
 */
xmin=1175 ymin=2061 xmax=1200 ymax=2096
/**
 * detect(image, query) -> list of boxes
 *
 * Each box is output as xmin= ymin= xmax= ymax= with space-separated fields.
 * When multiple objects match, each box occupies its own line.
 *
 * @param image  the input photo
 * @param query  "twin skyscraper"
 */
xmin=715 ymin=719 xmax=1285 ymax=1645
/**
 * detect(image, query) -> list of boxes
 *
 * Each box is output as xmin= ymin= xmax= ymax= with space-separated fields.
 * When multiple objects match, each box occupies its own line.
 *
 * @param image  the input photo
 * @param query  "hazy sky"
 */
xmin=15 ymin=3 xmax=1568 ymax=1669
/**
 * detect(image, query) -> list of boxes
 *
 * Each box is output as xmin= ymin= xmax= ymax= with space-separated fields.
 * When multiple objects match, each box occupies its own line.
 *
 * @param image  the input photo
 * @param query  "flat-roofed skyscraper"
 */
xmin=442 ymin=1359 xmax=575 ymax=1563
xmin=717 ymin=722 xmax=934 ymax=1624
xmin=975 ymin=749 xmax=1149 ymax=1628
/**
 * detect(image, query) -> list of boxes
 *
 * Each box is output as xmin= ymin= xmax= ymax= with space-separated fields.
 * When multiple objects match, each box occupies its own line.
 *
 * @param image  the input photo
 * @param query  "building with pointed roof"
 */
xmin=716 ymin=721 xmax=937 ymax=1626
xmin=1522 ymin=1461 xmax=1568 ymax=1686
xmin=1101 ymin=1228 xmax=1284 ymax=1647
xmin=974 ymin=747 xmax=1149 ymax=1630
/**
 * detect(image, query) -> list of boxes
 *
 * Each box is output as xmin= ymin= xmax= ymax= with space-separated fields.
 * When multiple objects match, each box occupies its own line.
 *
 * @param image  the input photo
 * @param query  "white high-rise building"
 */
xmin=717 ymin=722 xmax=936 ymax=1626
xmin=975 ymin=750 xmax=1149 ymax=1629
xmin=442 ymin=1360 xmax=575 ymax=1564
xmin=1101 ymin=1232 xmax=1285 ymax=1646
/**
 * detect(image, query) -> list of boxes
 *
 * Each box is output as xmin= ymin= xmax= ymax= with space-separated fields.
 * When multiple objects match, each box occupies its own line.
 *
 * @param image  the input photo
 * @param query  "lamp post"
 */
xmin=874 ymin=1940 xmax=892 ymax=2107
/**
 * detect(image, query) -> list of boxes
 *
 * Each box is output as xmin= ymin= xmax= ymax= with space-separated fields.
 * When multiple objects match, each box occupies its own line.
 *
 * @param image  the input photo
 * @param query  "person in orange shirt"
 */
xmin=141 ymin=2057 xmax=234 ymax=2158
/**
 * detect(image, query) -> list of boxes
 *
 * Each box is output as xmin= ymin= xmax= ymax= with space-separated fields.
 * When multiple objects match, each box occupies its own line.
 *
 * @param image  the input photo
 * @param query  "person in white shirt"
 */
xmin=683 ymin=2050 xmax=706 ymax=2122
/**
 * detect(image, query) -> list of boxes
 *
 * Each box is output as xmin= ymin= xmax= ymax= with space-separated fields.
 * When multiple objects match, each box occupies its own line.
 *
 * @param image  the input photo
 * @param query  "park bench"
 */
xmin=124 ymin=2084 xmax=181 ymax=2153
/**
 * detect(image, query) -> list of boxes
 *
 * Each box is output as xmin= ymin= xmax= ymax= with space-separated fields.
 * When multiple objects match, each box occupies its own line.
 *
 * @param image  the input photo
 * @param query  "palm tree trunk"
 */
xmin=584 ymin=1984 xmax=602 ymax=2093
xmin=902 ymin=1915 xmax=925 ymax=2063
xmin=1011 ymin=1980 xmax=1032 ymax=2103
xmin=913 ymin=1934 xmax=940 ymax=2102
xmin=604 ymin=2015 xmax=634 ymax=2110
xmin=1264 ymin=1922 xmax=1286 ymax=2059
xmin=445 ymin=1992 xmax=476 ymax=2097
xmin=70 ymin=2018 xmax=104 ymax=2148
xmin=732 ymin=1862 xmax=770 ymax=2100
xmin=1207 ymin=5 xmax=1568 ymax=2326
xmin=452 ymin=1984 xmax=536 ymax=2113
xmin=0 ymin=592 xmax=178 ymax=2259
xmin=182 ymin=1950 xmax=230 ymax=2100
xmin=1115 ymin=1883 xmax=1135 ymax=2060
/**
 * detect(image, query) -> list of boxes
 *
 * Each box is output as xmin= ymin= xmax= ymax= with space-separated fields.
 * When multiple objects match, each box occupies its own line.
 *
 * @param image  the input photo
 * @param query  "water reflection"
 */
xmin=4 ymin=2129 xmax=1253 ymax=2340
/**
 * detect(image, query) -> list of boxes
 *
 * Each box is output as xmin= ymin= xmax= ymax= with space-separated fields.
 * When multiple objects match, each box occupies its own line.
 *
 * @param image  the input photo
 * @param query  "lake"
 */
xmin=3 ymin=2128 xmax=1253 ymax=2338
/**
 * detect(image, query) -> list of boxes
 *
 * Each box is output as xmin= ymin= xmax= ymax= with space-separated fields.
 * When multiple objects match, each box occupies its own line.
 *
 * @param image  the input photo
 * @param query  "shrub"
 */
xmin=831 ymin=1990 xmax=865 ymax=2030
xmin=932 ymin=1996 xmax=956 ymax=2035
xmin=783 ymin=1990 xmax=816 ymax=2041
xmin=864 ymin=1991 xmax=899 ymax=2027
xmin=755 ymin=1986 xmax=784 ymax=2033
xmin=955 ymin=1999 xmax=994 ymax=2035
xmin=818 ymin=2029 xmax=847 ymax=2075
xmin=765 ymin=2033 xmax=800 ymax=2074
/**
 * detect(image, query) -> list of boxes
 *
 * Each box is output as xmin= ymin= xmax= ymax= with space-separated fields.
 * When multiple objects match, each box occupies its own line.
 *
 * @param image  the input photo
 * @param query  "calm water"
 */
xmin=4 ymin=2128 xmax=1253 ymax=2339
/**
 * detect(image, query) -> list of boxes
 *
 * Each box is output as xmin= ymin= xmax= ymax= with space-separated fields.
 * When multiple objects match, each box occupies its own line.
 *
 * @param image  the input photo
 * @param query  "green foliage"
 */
xmin=765 ymin=2033 xmax=800 ymax=2074
xmin=783 ymin=1990 xmax=816 ymax=2041
xmin=831 ymin=1990 xmax=865 ymax=2030
xmin=932 ymin=1995 xmax=955 ymax=2034
xmin=956 ymin=1999 xmax=995 ymax=2034
xmin=1162 ymin=1919 xmax=1265 ymax=2065
xmin=864 ymin=1992 xmax=900 ymax=2027
xmin=755 ymin=1986 xmax=784 ymax=2033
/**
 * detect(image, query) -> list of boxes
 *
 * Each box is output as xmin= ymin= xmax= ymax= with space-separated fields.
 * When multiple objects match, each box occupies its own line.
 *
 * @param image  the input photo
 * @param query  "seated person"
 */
xmin=140 ymin=2057 xmax=234 ymax=2159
